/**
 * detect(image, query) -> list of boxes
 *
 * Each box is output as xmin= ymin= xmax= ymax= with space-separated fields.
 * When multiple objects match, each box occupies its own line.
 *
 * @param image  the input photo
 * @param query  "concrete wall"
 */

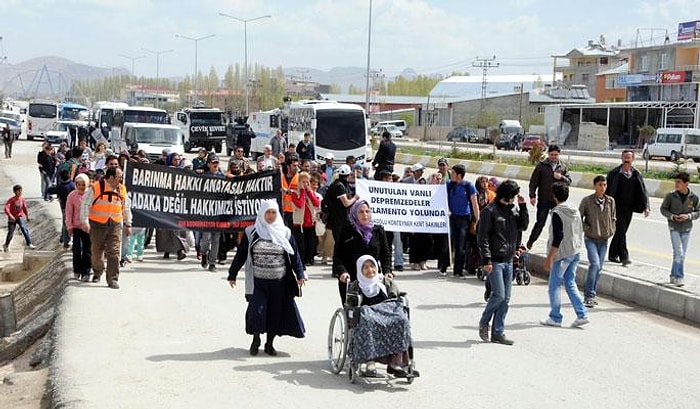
xmin=578 ymin=121 xmax=610 ymax=151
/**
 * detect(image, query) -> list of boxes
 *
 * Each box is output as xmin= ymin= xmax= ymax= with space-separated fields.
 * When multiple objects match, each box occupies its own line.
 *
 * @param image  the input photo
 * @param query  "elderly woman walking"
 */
xmin=227 ymin=200 xmax=306 ymax=356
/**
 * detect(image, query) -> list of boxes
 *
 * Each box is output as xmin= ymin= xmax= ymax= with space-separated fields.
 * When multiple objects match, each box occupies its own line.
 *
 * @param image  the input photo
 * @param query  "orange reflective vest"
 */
xmin=281 ymin=172 xmax=299 ymax=213
xmin=88 ymin=180 xmax=127 ymax=224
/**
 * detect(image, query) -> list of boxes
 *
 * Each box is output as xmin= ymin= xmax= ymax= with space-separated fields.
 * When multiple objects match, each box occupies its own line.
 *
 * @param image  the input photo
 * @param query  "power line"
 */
xmin=473 ymin=56 xmax=499 ymax=110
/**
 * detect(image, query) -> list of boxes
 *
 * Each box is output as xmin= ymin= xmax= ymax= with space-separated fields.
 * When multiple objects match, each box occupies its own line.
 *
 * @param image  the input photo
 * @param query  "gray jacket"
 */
xmin=579 ymin=194 xmax=616 ymax=241
xmin=660 ymin=189 xmax=700 ymax=233
xmin=548 ymin=201 xmax=583 ymax=261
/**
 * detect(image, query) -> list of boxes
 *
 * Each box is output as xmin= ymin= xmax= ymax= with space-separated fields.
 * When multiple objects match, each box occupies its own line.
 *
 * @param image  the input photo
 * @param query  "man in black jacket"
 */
xmin=372 ymin=131 xmax=396 ymax=180
xmin=477 ymin=180 xmax=529 ymax=345
xmin=605 ymin=150 xmax=649 ymax=265
xmin=526 ymin=145 xmax=571 ymax=250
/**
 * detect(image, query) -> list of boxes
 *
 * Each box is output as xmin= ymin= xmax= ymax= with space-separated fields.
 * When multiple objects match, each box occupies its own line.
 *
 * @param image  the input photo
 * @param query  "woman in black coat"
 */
xmin=332 ymin=199 xmax=392 ymax=303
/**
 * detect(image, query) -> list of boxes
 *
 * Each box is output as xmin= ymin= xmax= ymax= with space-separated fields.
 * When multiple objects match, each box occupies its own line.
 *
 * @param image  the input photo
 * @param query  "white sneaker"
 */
xmin=540 ymin=318 xmax=562 ymax=327
xmin=27 ymin=244 xmax=37 ymax=250
xmin=136 ymin=256 xmax=144 ymax=262
xmin=571 ymin=317 xmax=590 ymax=328
xmin=674 ymin=278 xmax=685 ymax=287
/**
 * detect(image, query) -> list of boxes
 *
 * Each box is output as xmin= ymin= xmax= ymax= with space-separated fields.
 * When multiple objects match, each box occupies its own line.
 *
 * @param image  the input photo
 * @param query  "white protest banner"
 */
xmin=356 ymin=179 xmax=449 ymax=233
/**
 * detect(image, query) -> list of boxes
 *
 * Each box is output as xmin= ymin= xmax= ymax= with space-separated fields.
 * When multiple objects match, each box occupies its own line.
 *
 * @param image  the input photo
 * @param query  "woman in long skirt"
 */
xmin=227 ymin=200 xmax=306 ymax=356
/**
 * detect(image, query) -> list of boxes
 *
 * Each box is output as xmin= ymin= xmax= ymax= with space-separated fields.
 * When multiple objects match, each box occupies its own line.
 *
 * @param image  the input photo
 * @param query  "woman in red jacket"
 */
xmin=291 ymin=172 xmax=321 ymax=266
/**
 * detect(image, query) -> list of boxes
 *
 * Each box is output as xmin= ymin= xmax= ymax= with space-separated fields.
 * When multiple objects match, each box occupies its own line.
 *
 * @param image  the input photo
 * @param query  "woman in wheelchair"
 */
xmin=345 ymin=255 xmax=417 ymax=378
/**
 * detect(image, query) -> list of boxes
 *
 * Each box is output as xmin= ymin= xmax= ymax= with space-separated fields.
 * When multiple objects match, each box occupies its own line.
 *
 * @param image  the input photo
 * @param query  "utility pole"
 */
xmin=473 ymin=56 xmax=499 ymax=112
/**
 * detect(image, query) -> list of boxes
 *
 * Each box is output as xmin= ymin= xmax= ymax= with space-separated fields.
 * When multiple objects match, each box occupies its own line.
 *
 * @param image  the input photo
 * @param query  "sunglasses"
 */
xmin=210 ymin=161 xmax=220 ymax=164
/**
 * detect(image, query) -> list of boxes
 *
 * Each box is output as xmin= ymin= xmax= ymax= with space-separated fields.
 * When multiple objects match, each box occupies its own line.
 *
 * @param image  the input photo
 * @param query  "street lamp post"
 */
xmin=175 ymin=33 xmax=216 ymax=105
xmin=219 ymin=13 xmax=271 ymax=116
xmin=142 ymin=48 xmax=174 ymax=108
xmin=118 ymin=53 xmax=146 ymax=78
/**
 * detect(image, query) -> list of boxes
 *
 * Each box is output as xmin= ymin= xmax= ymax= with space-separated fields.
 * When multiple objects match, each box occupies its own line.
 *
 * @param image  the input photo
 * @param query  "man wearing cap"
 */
xmin=320 ymin=152 xmax=336 ymax=187
xmin=192 ymin=148 xmax=209 ymax=174
xmin=200 ymin=154 xmax=225 ymax=272
xmin=437 ymin=158 xmax=450 ymax=184
xmin=372 ymin=130 xmax=396 ymax=180
xmin=281 ymin=154 xmax=300 ymax=228
xmin=326 ymin=164 xmax=359 ymax=242
xmin=296 ymin=132 xmax=315 ymax=161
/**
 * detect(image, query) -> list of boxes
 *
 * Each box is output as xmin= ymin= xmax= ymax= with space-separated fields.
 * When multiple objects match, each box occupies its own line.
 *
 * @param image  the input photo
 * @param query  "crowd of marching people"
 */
xmin=4 ymin=128 xmax=698 ymax=358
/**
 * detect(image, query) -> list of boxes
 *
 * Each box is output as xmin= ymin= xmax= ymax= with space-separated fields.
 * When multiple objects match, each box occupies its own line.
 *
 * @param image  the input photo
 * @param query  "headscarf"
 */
xmin=254 ymin=200 xmax=294 ymax=255
xmin=356 ymin=255 xmax=386 ymax=298
xmin=348 ymin=199 xmax=373 ymax=244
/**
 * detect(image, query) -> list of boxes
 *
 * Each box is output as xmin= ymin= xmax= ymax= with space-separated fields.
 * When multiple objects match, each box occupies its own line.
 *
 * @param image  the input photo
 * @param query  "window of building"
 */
xmin=581 ymin=73 xmax=590 ymax=83
xmin=605 ymin=75 xmax=616 ymax=89
xmin=640 ymin=55 xmax=650 ymax=72
xmin=660 ymin=53 xmax=668 ymax=69
xmin=600 ymin=56 xmax=609 ymax=65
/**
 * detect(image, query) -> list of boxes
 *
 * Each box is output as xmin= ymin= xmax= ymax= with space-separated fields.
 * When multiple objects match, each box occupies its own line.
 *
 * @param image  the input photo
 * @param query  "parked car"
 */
xmin=370 ymin=124 xmax=403 ymax=138
xmin=520 ymin=134 xmax=546 ymax=152
xmin=496 ymin=133 xmax=522 ymax=150
xmin=446 ymin=127 xmax=477 ymax=142
xmin=44 ymin=120 xmax=87 ymax=145
xmin=0 ymin=117 xmax=22 ymax=140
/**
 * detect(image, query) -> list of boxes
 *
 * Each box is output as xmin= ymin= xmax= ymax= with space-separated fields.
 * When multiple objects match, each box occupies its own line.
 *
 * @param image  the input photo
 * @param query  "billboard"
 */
xmin=677 ymin=20 xmax=700 ymax=41
xmin=660 ymin=71 xmax=693 ymax=84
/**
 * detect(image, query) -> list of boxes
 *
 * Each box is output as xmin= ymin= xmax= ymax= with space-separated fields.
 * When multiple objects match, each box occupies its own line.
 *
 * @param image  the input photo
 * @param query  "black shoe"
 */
xmin=264 ymin=343 xmax=277 ymax=356
xmin=92 ymin=275 xmax=101 ymax=283
xmin=107 ymin=281 xmax=120 ymax=289
xmin=479 ymin=324 xmax=490 ymax=342
xmin=80 ymin=275 xmax=90 ymax=282
xmin=407 ymin=369 xmax=420 ymax=378
xmin=491 ymin=333 xmax=514 ymax=345
xmin=394 ymin=265 xmax=404 ymax=272
xmin=201 ymin=253 xmax=208 ymax=269
xmin=208 ymin=264 xmax=217 ymax=272
xmin=163 ymin=252 xmax=170 ymax=259
xmin=388 ymin=366 xmax=408 ymax=377
xmin=250 ymin=336 xmax=261 ymax=356
xmin=621 ymin=259 xmax=631 ymax=266
xmin=608 ymin=256 xmax=620 ymax=263
xmin=177 ymin=250 xmax=186 ymax=260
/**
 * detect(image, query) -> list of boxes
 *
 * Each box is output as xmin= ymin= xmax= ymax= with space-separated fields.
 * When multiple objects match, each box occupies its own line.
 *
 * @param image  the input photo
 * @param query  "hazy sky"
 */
xmin=0 ymin=0 xmax=697 ymax=79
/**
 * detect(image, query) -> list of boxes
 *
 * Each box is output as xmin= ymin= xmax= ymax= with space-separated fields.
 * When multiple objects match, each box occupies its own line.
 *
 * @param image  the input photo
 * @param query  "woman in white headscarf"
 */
xmin=228 ymin=200 xmax=306 ymax=356
xmin=348 ymin=255 xmax=418 ymax=379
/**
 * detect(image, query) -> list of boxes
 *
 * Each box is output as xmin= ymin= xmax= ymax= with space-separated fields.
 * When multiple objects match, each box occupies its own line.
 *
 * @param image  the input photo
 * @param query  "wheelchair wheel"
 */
xmin=523 ymin=272 xmax=531 ymax=285
xmin=327 ymin=308 xmax=348 ymax=374
xmin=515 ymin=272 xmax=523 ymax=285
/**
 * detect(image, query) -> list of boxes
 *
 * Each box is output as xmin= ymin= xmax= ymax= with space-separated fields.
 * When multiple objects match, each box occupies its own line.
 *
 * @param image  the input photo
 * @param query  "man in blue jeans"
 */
xmin=477 ymin=180 xmax=528 ymax=345
xmin=447 ymin=164 xmax=479 ymax=278
xmin=579 ymin=175 xmax=616 ymax=307
xmin=660 ymin=171 xmax=700 ymax=287
xmin=541 ymin=183 xmax=589 ymax=328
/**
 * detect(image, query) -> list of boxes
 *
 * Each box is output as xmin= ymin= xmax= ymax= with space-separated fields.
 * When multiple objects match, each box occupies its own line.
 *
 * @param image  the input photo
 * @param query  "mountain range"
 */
xmin=0 ymin=56 xmax=420 ymax=99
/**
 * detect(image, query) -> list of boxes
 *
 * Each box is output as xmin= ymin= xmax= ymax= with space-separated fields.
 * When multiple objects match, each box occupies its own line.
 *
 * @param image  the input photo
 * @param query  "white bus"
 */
xmin=249 ymin=100 xmax=370 ymax=163
xmin=27 ymin=100 xmax=59 ymax=141
xmin=110 ymin=106 xmax=169 ymax=152
xmin=92 ymin=101 xmax=129 ymax=131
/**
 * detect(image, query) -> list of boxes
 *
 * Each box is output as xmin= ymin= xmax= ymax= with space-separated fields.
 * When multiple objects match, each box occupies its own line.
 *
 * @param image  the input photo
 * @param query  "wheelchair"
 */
xmin=327 ymin=283 xmax=417 ymax=384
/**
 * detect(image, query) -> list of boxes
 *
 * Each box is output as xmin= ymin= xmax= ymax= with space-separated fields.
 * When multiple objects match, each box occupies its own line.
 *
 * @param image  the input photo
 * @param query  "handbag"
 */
xmin=284 ymin=253 xmax=302 ymax=297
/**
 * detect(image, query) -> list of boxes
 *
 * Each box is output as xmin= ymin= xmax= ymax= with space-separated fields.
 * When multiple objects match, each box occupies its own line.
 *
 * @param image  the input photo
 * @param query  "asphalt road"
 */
xmin=3 ymin=140 xmax=699 ymax=409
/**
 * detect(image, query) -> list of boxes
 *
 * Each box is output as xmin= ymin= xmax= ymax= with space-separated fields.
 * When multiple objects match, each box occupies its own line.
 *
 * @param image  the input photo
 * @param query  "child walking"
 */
xmin=126 ymin=227 xmax=146 ymax=262
xmin=4 ymin=185 xmax=36 ymax=251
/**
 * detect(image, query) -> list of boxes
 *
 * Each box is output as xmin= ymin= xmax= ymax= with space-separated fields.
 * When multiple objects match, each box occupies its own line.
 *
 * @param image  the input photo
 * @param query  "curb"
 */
xmin=395 ymin=152 xmax=678 ymax=199
xmin=525 ymin=253 xmax=700 ymax=326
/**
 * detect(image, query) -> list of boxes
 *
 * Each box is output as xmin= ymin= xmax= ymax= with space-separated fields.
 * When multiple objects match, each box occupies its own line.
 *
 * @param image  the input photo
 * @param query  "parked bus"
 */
xmin=27 ymin=100 xmax=59 ymax=141
xmin=59 ymin=102 xmax=89 ymax=121
xmin=92 ymin=101 xmax=129 ymax=131
xmin=110 ymin=106 xmax=169 ymax=152
xmin=248 ymin=100 xmax=370 ymax=163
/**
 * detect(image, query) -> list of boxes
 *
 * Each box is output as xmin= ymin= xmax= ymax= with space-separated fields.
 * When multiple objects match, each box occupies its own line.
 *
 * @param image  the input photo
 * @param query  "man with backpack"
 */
xmin=80 ymin=167 xmax=132 ymax=289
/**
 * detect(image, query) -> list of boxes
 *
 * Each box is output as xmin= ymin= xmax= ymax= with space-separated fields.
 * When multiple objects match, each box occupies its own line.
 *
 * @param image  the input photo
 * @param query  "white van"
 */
xmin=123 ymin=123 xmax=184 ymax=162
xmin=684 ymin=128 xmax=700 ymax=160
xmin=376 ymin=120 xmax=407 ymax=134
xmin=643 ymin=128 xmax=686 ymax=161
